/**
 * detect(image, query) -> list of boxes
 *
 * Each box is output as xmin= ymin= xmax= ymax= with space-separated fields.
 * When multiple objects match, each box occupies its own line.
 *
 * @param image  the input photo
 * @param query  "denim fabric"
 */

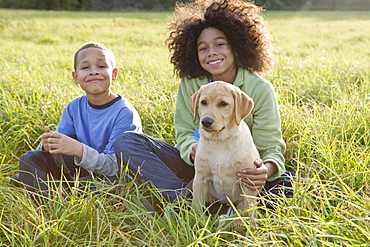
xmin=18 ymin=151 xmax=90 ymax=192
xmin=113 ymin=131 xmax=302 ymax=206
xmin=113 ymin=131 xmax=195 ymax=201
xmin=259 ymin=170 xmax=304 ymax=209
xmin=18 ymin=150 xmax=119 ymax=205
xmin=264 ymin=170 xmax=295 ymax=196
xmin=19 ymin=150 xmax=90 ymax=178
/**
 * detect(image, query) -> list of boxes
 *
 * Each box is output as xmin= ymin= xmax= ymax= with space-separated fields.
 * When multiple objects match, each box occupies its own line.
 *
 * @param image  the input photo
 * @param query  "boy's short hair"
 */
xmin=73 ymin=42 xmax=116 ymax=71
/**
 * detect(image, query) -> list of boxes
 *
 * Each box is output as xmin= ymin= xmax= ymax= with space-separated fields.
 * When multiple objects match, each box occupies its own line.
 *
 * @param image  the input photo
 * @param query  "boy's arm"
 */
xmin=75 ymin=106 xmax=142 ymax=177
xmin=37 ymin=131 xmax=119 ymax=176
xmin=40 ymin=130 xmax=83 ymax=158
xmin=73 ymin=102 xmax=141 ymax=176
xmin=45 ymin=96 xmax=142 ymax=177
xmin=75 ymin=144 xmax=118 ymax=176
xmin=37 ymin=137 xmax=118 ymax=176
xmin=38 ymin=127 xmax=116 ymax=175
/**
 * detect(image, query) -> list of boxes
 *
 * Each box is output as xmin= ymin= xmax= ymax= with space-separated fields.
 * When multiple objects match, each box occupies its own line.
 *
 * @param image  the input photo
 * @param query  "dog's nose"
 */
xmin=201 ymin=117 xmax=214 ymax=128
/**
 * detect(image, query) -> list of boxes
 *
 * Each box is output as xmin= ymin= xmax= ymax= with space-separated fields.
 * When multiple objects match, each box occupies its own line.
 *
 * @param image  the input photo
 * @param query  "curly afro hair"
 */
xmin=166 ymin=0 xmax=273 ymax=79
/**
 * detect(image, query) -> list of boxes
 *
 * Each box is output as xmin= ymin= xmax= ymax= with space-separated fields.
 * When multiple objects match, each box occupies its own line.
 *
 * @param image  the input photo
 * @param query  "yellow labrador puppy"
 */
xmin=190 ymin=81 xmax=260 ymax=223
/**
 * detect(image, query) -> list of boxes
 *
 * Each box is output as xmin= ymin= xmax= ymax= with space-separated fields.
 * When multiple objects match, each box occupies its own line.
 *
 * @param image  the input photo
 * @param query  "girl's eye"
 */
xmin=199 ymin=46 xmax=207 ymax=52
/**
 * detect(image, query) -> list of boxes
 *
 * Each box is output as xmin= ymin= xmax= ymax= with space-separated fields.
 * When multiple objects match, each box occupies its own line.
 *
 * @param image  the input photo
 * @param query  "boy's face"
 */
xmin=197 ymin=27 xmax=236 ymax=83
xmin=72 ymin=47 xmax=118 ymax=99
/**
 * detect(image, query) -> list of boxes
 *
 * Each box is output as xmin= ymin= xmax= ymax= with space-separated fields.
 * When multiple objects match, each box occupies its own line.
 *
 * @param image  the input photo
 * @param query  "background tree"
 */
xmin=0 ymin=0 xmax=369 ymax=10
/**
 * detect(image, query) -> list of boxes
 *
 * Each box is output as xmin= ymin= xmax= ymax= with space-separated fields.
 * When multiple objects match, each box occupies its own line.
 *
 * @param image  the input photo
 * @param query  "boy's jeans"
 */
xmin=113 ymin=131 xmax=195 ymax=202
xmin=18 ymin=151 xmax=117 ymax=205
xmin=113 ymin=131 xmax=299 ymax=206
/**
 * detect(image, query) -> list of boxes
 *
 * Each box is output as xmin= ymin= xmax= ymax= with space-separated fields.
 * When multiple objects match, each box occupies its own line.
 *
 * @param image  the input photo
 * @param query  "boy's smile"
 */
xmin=86 ymin=78 xmax=104 ymax=83
xmin=72 ymin=47 xmax=118 ymax=105
xmin=197 ymin=27 xmax=237 ymax=83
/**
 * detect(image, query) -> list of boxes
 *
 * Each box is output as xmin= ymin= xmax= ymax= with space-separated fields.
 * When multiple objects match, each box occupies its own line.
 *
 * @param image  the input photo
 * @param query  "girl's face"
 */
xmin=197 ymin=27 xmax=237 ymax=83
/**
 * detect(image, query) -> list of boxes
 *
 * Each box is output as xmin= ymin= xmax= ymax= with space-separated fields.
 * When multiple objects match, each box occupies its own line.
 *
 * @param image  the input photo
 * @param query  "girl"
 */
xmin=114 ymin=0 xmax=295 ymax=209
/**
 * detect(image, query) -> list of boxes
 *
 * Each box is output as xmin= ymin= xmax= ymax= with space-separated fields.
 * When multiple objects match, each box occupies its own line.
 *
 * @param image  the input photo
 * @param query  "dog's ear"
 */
xmin=233 ymin=89 xmax=254 ymax=125
xmin=190 ymin=89 xmax=201 ymax=122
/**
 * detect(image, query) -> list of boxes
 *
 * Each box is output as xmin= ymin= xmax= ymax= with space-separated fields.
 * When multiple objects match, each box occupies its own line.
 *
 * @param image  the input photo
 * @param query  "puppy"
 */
xmin=190 ymin=81 xmax=260 ymax=223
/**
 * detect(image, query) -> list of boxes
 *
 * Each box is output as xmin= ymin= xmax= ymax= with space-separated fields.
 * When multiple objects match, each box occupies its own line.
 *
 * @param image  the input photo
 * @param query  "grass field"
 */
xmin=0 ymin=8 xmax=369 ymax=246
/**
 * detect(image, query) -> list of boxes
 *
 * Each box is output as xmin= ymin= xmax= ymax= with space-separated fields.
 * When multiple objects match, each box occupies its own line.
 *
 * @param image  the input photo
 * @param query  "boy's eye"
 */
xmin=82 ymin=66 xmax=89 ymax=69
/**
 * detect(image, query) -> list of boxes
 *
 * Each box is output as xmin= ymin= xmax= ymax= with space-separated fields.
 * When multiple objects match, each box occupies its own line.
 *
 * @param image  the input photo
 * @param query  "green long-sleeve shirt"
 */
xmin=174 ymin=68 xmax=286 ymax=181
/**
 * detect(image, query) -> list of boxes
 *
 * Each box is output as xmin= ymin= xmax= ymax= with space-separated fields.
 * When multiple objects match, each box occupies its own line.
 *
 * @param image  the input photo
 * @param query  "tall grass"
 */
xmin=0 ymin=9 xmax=369 ymax=246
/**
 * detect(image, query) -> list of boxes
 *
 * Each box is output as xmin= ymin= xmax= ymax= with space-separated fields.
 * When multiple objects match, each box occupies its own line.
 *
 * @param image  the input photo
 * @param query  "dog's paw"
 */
xmin=232 ymin=218 xmax=245 ymax=227
xmin=231 ymin=216 xmax=258 ymax=231
xmin=206 ymin=194 xmax=217 ymax=204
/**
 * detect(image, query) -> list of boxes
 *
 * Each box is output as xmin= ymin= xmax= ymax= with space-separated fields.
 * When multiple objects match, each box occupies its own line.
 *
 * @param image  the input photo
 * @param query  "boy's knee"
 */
xmin=19 ymin=150 xmax=51 ymax=170
xmin=19 ymin=150 xmax=33 ymax=162
xmin=20 ymin=150 xmax=43 ymax=163
xmin=114 ymin=131 xmax=140 ymax=148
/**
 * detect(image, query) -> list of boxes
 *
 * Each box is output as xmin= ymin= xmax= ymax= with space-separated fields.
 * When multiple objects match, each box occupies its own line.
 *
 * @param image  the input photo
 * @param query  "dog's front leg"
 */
xmin=238 ymin=188 xmax=258 ymax=218
xmin=192 ymin=173 xmax=209 ymax=212
xmin=237 ymin=196 xmax=251 ymax=217
xmin=233 ymin=189 xmax=258 ymax=228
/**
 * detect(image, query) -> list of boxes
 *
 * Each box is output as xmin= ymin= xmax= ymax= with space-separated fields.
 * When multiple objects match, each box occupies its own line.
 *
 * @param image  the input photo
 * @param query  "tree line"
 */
xmin=0 ymin=0 xmax=368 ymax=11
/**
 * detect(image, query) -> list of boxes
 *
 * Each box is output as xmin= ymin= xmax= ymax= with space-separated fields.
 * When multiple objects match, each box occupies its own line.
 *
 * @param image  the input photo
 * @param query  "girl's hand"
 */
xmin=236 ymin=159 xmax=268 ymax=190
xmin=190 ymin=144 xmax=198 ymax=163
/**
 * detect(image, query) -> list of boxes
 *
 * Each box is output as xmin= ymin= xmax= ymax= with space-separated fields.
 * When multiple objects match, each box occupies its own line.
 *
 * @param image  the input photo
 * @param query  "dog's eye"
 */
xmin=201 ymin=100 xmax=207 ymax=106
xmin=219 ymin=101 xmax=228 ymax=107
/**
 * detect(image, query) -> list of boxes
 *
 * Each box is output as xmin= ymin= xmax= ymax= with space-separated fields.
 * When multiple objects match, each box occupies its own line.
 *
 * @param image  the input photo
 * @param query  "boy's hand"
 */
xmin=40 ymin=126 xmax=52 ymax=151
xmin=236 ymin=159 xmax=269 ymax=191
xmin=41 ymin=126 xmax=83 ymax=159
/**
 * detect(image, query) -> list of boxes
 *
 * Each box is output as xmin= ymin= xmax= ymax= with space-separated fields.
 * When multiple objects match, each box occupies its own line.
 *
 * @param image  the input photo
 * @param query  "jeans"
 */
xmin=19 ymin=151 xmax=90 ymax=189
xmin=113 ymin=131 xmax=299 ymax=206
xmin=17 ymin=151 xmax=90 ymax=204
xmin=113 ymin=131 xmax=195 ymax=202
xmin=18 ymin=150 xmax=117 ymax=205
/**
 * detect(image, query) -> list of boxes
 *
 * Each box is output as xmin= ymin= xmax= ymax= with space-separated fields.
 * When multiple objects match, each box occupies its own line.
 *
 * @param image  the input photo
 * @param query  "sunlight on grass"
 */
xmin=0 ymin=9 xmax=369 ymax=246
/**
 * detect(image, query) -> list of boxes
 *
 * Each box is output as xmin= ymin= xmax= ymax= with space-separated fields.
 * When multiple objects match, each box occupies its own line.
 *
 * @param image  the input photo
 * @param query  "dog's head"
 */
xmin=190 ymin=81 xmax=254 ymax=133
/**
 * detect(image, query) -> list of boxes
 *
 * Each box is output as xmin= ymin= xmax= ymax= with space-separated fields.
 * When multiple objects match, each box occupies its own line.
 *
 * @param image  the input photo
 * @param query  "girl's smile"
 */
xmin=197 ymin=27 xmax=237 ymax=83
xmin=208 ymin=59 xmax=224 ymax=66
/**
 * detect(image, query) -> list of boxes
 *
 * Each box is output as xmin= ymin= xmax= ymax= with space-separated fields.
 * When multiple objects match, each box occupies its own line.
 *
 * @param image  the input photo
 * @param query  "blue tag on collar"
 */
xmin=193 ymin=129 xmax=200 ymax=141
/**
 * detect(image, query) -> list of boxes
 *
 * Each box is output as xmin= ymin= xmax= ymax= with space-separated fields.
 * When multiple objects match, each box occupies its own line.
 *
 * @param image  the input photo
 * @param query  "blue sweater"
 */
xmin=55 ymin=95 xmax=142 ymax=176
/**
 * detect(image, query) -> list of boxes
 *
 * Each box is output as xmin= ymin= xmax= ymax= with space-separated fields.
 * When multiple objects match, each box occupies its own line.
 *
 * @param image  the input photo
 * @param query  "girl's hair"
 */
xmin=73 ymin=42 xmax=116 ymax=71
xmin=166 ymin=0 xmax=273 ymax=79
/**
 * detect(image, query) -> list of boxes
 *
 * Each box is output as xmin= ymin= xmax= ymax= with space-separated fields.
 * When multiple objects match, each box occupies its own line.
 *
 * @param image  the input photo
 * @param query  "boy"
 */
xmin=14 ymin=42 xmax=142 ymax=199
